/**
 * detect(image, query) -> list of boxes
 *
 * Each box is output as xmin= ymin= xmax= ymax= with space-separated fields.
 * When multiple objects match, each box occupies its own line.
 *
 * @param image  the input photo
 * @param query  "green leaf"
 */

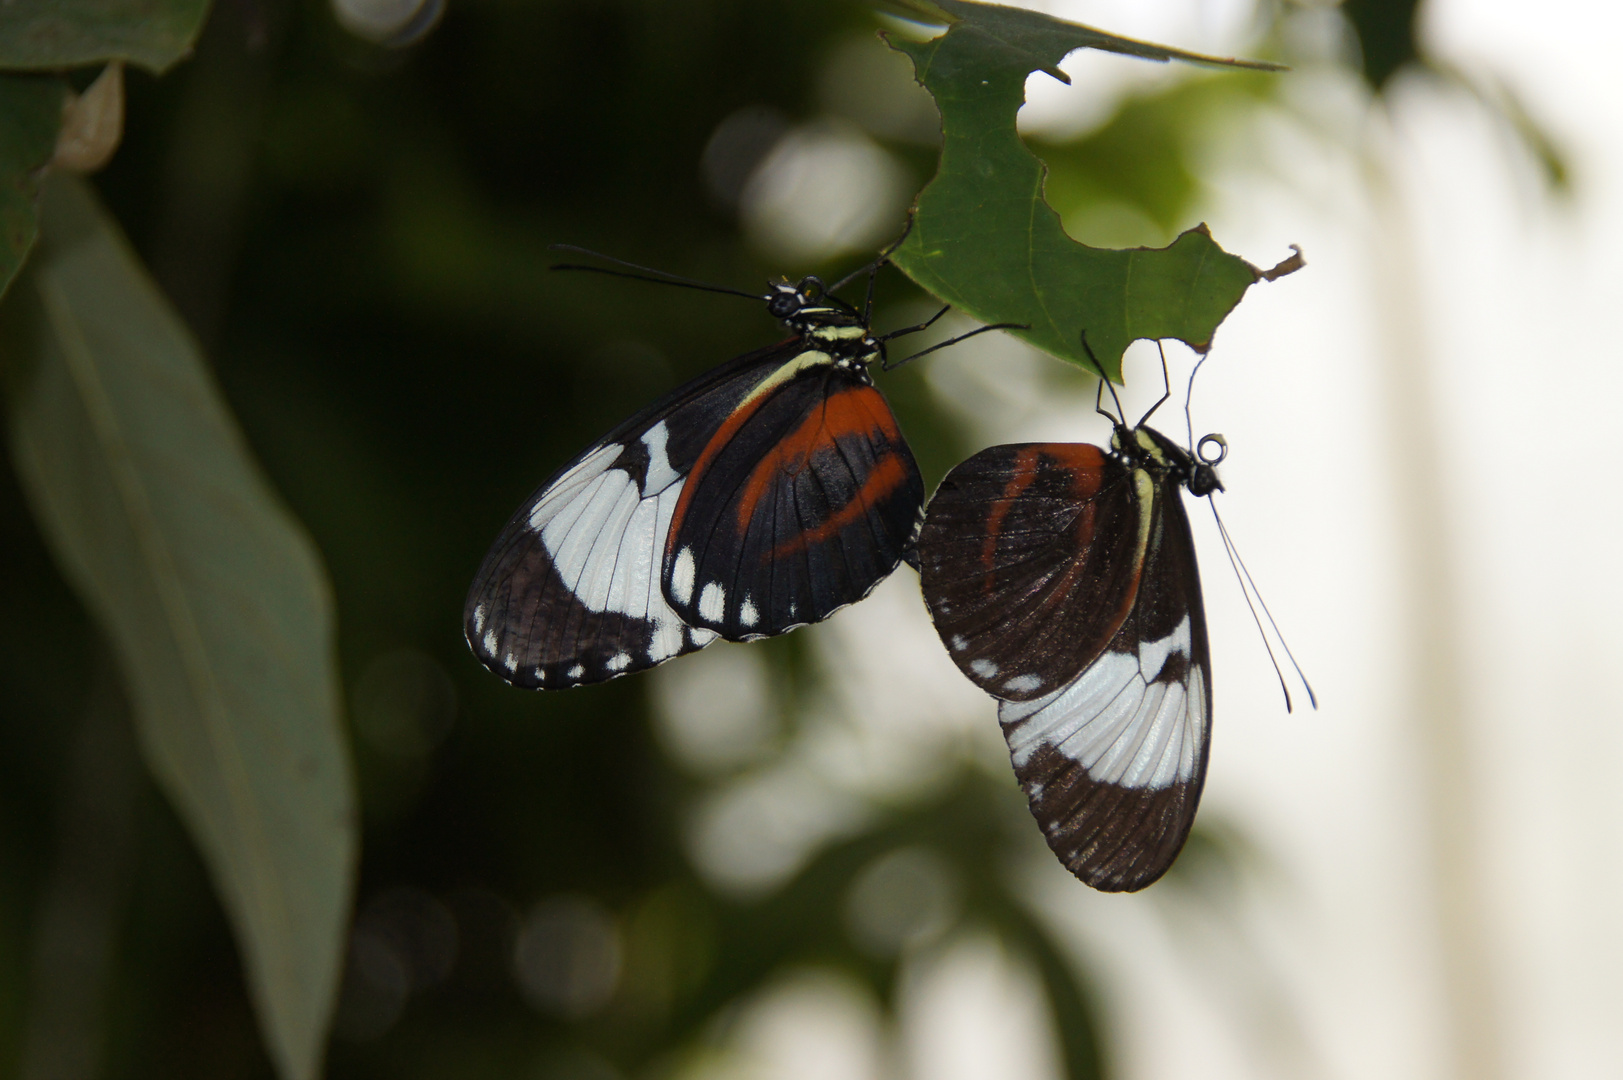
xmin=0 ymin=175 xmax=355 ymax=1080
xmin=0 ymin=74 xmax=67 ymax=303
xmin=0 ymin=0 xmax=211 ymax=73
xmin=886 ymin=0 xmax=1285 ymax=380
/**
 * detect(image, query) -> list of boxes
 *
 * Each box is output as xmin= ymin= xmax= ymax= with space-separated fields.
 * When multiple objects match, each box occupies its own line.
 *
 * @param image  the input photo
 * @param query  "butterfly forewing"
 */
xmin=465 ymin=340 xmax=814 ymax=689
xmin=995 ymin=464 xmax=1212 ymax=892
xmin=915 ymin=443 xmax=1149 ymax=702
xmin=664 ymin=366 xmax=923 ymax=638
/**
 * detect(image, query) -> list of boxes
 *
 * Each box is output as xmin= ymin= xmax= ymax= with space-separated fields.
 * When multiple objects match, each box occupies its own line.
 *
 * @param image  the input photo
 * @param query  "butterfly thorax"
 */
xmin=765 ymin=278 xmax=882 ymax=372
xmin=1110 ymin=424 xmax=1224 ymax=499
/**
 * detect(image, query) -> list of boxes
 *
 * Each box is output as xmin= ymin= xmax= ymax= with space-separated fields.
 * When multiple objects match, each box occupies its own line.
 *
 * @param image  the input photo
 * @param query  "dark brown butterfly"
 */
xmin=915 ymin=418 xmax=1227 ymax=892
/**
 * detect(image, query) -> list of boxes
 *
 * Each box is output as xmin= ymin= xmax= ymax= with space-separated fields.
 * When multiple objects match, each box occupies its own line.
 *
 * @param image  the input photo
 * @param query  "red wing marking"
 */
xmin=663 ymin=371 xmax=787 ymax=560
xmin=768 ymin=454 xmax=911 ymax=557
xmin=1052 ymin=443 xmax=1143 ymax=650
xmin=981 ymin=447 xmax=1044 ymax=578
xmin=1051 ymin=444 xmax=1110 ymax=493
xmin=729 ymin=383 xmax=902 ymax=530
xmin=979 ymin=444 xmax=1110 ymax=588
xmin=1057 ymin=444 xmax=1110 ymax=553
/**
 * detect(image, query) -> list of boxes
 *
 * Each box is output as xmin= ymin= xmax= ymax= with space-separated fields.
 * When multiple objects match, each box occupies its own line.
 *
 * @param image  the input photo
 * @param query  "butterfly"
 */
xmin=913 ymin=383 xmax=1228 ymax=892
xmin=465 ymin=247 xmax=1008 ymax=691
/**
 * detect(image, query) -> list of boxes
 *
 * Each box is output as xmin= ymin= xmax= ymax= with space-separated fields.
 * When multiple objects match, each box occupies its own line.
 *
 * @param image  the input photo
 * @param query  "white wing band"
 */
xmin=999 ymin=615 xmax=1204 ymax=791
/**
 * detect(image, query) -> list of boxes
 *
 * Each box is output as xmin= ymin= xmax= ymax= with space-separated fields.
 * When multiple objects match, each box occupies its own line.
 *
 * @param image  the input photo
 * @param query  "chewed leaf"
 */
xmin=885 ymin=0 xmax=1293 ymax=381
xmin=0 ymin=176 xmax=355 ymax=1080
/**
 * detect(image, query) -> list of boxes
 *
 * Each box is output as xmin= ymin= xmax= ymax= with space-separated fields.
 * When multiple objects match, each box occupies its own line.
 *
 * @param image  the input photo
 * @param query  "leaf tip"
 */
xmin=1259 ymin=244 xmax=1306 ymax=281
xmin=51 ymin=63 xmax=126 ymax=175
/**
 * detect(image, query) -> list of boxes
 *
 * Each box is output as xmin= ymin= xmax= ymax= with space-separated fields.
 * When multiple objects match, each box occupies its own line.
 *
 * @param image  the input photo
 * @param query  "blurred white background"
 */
xmin=657 ymin=1 xmax=1623 ymax=1077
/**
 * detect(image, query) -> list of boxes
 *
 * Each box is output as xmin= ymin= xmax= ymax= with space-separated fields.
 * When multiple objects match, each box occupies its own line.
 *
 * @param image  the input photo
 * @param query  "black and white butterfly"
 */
xmin=913 ymin=377 xmax=1228 ymax=892
xmin=465 ymin=248 xmax=1008 ymax=690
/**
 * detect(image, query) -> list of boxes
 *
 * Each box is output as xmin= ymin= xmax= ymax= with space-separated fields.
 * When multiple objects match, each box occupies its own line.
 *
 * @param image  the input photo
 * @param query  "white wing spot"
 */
xmin=949 ymin=635 xmax=968 ymax=652
xmin=740 ymin=596 xmax=759 ymax=627
xmin=606 ymin=652 xmax=631 ymax=672
xmin=699 ymin=582 xmax=726 ymax=623
xmin=649 ymin=619 xmax=687 ymax=662
xmin=640 ymin=422 xmax=681 ymax=493
xmin=671 ymin=547 xmax=696 ymax=605
xmin=482 ymin=629 xmax=499 ymax=655
xmin=1002 ymin=674 xmax=1043 ymax=695
xmin=969 ymin=658 xmax=999 ymax=678
xmin=567 ymin=664 xmax=585 ymax=679
xmin=502 ymin=653 xmax=517 ymax=672
xmin=472 ymin=604 xmax=486 ymax=633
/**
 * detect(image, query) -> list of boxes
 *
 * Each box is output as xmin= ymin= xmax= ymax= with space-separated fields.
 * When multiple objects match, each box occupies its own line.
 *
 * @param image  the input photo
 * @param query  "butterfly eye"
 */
xmin=1197 ymin=433 xmax=1228 ymax=466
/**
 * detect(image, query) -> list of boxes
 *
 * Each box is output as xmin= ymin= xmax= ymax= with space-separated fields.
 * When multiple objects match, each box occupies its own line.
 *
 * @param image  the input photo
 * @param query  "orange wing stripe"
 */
xmin=769 ymin=454 xmax=911 ymax=558
xmin=664 ymin=374 xmax=786 ymax=558
xmin=734 ymin=386 xmax=899 ymax=527
xmin=670 ymin=380 xmax=909 ymax=563
xmin=980 ymin=444 xmax=1108 ymax=587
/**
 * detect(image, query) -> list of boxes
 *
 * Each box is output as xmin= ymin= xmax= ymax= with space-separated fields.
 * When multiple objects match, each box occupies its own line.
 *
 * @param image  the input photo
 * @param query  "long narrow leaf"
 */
xmin=0 ymin=175 xmax=355 ymax=1080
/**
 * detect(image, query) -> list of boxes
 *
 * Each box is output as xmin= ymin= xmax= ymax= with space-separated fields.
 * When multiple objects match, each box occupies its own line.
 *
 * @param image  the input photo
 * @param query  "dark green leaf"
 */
xmin=0 ymin=175 xmax=355 ymax=1080
xmin=886 ymin=1 xmax=1284 ymax=380
xmin=0 ymin=0 xmax=211 ymax=73
xmin=0 ymin=74 xmax=66 ymax=303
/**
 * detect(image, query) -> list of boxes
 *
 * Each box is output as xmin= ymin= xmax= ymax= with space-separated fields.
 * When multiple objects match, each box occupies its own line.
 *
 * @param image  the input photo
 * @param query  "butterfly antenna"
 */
xmin=549 ymin=245 xmax=762 ymax=301
xmin=1185 ymin=353 xmax=1211 ymax=451
xmin=830 ymin=215 xmax=916 ymax=306
xmin=1082 ymin=330 xmax=1127 ymax=424
xmin=884 ymin=321 xmax=1027 ymax=371
xmin=1208 ymin=502 xmax=1294 ymax=710
xmin=1136 ymin=341 xmax=1172 ymax=427
xmin=1209 ymin=501 xmax=1318 ymax=712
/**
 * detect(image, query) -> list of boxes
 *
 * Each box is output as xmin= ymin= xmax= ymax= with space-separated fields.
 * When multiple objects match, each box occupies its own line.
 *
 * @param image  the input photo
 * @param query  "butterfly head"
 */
xmin=1188 ymin=434 xmax=1227 ymax=496
xmin=1113 ymin=424 xmax=1227 ymax=499
xmin=765 ymin=277 xmax=865 ymax=332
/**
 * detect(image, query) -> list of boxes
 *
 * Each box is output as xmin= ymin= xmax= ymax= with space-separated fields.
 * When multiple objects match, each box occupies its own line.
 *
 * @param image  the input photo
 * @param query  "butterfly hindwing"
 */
xmin=915 ymin=443 xmax=1149 ymax=702
xmin=464 ymin=341 xmax=810 ymax=689
xmin=915 ymin=426 xmax=1215 ymax=892
xmin=995 ymin=446 xmax=1212 ymax=892
xmin=664 ymin=362 xmax=923 ymax=638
